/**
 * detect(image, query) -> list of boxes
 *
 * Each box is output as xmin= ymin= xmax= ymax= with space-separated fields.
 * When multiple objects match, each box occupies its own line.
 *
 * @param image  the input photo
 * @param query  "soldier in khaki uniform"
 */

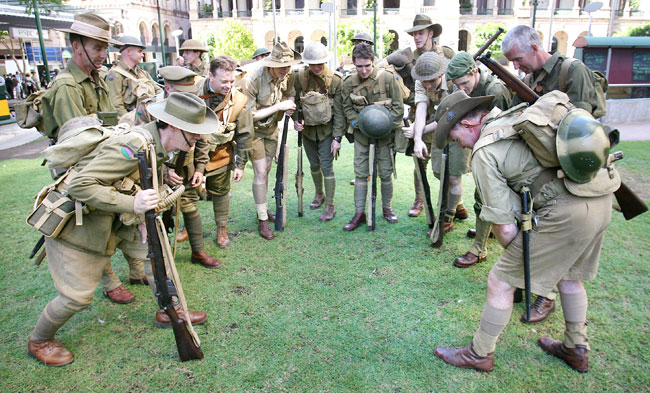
xmin=336 ymin=43 xmax=404 ymax=231
xmin=445 ymin=52 xmax=512 ymax=268
xmin=240 ymin=41 xmax=299 ymax=240
xmin=198 ymin=55 xmax=253 ymax=248
xmin=432 ymin=90 xmax=615 ymax=373
xmin=411 ymin=52 xmax=470 ymax=234
xmin=28 ymin=92 xmax=214 ymax=366
xmin=292 ymin=42 xmax=344 ymax=222
xmin=252 ymin=47 xmax=270 ymax=62
xmin=105 ymin=35 xmax=162 ymax=118
xmin=39 ymin=13 xmax=143 ymax=305
xmin=502 ymin=25 xmax=606 ymax=323
xmin=180 ymin=39 xmax=210 ymax=78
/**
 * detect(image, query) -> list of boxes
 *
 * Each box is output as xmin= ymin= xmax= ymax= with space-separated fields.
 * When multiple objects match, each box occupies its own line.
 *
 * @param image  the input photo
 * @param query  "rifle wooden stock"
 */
xmin=521 ymin=187 xmax=533 ymax=323
xmin=403 ymin=118 xmax=435 ymax=228
xmin=431 ymin=145 xmax=450 ymax=248
xmin=477 ymin=53 xmax=540 ymax=103
xmin=614 ymin=182 xmax=648 ymax=220
xmin=368 ymin=139 xmax=377 ymax=231
xmin=137 ymin=151 xmax=204 ymax=362
xmin=274 ymin=116 xmax=290 ymax=231
xmin=296 ymin=109 xmax=304 ymax=217
xmin=473 ymin=28 xmax=504 ymax=60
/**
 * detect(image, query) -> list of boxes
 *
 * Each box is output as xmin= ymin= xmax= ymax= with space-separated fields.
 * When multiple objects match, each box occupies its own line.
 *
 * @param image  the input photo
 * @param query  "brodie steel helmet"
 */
xmin=358 ymin=105 xmax=393 ymax=139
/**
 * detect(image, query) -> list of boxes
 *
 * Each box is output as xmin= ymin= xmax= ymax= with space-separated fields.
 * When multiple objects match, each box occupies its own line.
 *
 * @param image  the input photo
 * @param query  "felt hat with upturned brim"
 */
xmin=159 ymin=66 xmax=202 ymax=93
xmin=262 ymin=41 xmax=302 ymax=68
xmin=405 ymin=14 xmax=442 ymax=38
xmin=434 ymin=90 xmax=494 ymax=149
xmin=59 ymin=13 xmax=121 ymax=45
xmin=147 ymin=92 xmax=219 ymax=135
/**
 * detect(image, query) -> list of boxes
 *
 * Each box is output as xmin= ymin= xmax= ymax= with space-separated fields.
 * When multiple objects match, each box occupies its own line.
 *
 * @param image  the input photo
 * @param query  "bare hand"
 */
xmin=166 ymin=168 xmax=183 ymax=186
xmin=413 ymin=139 xmax=429 ymax=160
xmin=294 ymin=119 xmax=304 ymax=132
xmin=134 ymin=189 xmax=158 ymax=214
xmin=232 ymin=168 xmax=244 ymax=182
xmin=402 ymin=124 xmax=414 ymax=139
xmin=137 ymin=222 xmax=147 ymax=244
xmin=278 ymin=99 xmax=296 ymax=115
xmin=191 ymin=171 xmax=204 ymax=188
xmin=331 ymin=139 xmax=341 ymax=156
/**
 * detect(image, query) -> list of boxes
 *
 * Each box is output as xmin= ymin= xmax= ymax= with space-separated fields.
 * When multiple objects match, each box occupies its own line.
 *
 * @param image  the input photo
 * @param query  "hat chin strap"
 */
xmin=180 ymin=128 xmax=193 ymax=148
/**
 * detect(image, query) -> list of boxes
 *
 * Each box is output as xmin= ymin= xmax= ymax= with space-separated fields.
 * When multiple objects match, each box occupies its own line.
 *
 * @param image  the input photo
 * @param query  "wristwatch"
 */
xmin=333 ymin=136 xmax=342 ymax=143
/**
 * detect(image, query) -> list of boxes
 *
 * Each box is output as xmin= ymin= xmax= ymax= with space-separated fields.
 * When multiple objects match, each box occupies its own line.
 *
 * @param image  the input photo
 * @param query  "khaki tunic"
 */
xmin=105 ymin=60 xmax=162 ymax=117
xmin=187 ymin=60 xmax=210 ymax=78
xmin=471 ymin=108 xmax=612 ymax=296
xmin=511 ymin=51 xmax=598 ymax=113
xmin=40 ymin=61 xmax=114 ymax=140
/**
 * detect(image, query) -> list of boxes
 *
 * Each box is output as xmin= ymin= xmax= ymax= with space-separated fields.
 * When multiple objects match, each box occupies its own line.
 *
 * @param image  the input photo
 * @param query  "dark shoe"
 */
xmin=343 ymin=213 xmax=366 ymax=231
xmin=155 ymin=307 xmax=207 ymax=328
xmin=216 ymin=226 xmax=229 ymax=248
xmin=191 ymin=250 xmax=222 ymax=269
xmin=513 ymin=288 xmax=523 ymax=304
xmin=28 ymin=338 xmax=74 ymax=367
xmin=176 ymin=227 xmax=188 ymax=242
xmin=443 ymin=220 xmax=454 ymax=233
xmin=408 ymin=198 xmax=423 ymax=217
xmin=435 ymin=344 xmax=494 ymax=372
xmin=521 ymin=296 xmax=556 ymax=324
xmin=129 ymin=277 xmax=149 ymax=286
xmin=538 ymin=337 xmax=589 ymax=373
xmin=104 ymin=285 xmax=135 ymax=304
xmin=349 ymin=179 xmax=355 ymax=185
xmin=467 ymin=229 xmax=495 ymax=239
xmin=455 ymin=204 xmax=469 ymax=220
xmin=258 ymin=219 xmax=274 ymax=240
xmin=453 ymin=252 xmax=487 ymax=268
xmin=383 ymin=207 xmax=398 ymax=223
xmin=309 ymin=192 xmax=325 ymax=209
xmin=266 ymin=210 xmax=275 ymax=223
xmin=320 ymin=204 xmax=336 ymax=222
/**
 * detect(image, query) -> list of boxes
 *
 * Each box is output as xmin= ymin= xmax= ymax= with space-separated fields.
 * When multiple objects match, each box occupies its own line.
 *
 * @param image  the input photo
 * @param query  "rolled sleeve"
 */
xmin=472 ymin=147 xmax=517 ymax=225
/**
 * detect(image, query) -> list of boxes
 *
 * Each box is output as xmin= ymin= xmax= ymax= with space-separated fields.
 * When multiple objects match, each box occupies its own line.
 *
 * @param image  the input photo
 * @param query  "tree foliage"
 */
xmin=19 ymin=0 xmax=65 ymax=15
xmin=336 ymin=18 xmax=396 ymax=61
xmin=203 ymin=19 xmax=256 ymax=61
xmin=472 ymin=23 xmax=508 ymax=59
xmin=622 ymin=24 xmax=650 ymax=37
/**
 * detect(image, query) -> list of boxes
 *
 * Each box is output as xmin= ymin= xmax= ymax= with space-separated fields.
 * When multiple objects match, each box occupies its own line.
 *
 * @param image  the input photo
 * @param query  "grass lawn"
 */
xmin=0 ymin=136 xmax=648 ymax=392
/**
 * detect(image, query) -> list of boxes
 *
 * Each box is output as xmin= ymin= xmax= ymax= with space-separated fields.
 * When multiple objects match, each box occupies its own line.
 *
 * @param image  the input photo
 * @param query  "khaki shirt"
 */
xmin=511 ymin=51 xmax=597 ymax=113
xmin=414 ymin=76 xmax=452 ymax=144
xmin=339 ymin=67 xmax=404 ymax=146
xmin=292 ymin=65 xmax=345 ymax=142
xmin=472 ymin=108 xmax=566 ymax=225
xmin=472 ymin=70 xmax=512 ymax=110
xmin=59 ymin=122 xmax=167 ymax=255
xmin=200 ymin=80 xmax=253 ymax=171
xmin=187 ymin=60 xmax=210 ymax=78
xmin=40 ymin=60 xmax=114 ymax=140
xmin=106 ymin=60 xmax=162 ymax=117
xmin=241 ymin=64 xmax=295 ymax=136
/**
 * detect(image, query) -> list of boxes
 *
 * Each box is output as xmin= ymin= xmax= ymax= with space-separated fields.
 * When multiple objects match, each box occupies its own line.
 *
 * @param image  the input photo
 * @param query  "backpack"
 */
xmin=15 ymin=73 xmax=75 ymax=135
xmin=559 ymin=57 xmax=608 ymax=119
xmin=297 ymin=67 xmax=335 ymax=126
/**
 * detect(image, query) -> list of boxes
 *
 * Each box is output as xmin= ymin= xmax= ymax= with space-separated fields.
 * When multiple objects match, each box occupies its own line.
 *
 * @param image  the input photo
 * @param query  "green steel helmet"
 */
xmin=252 ymin=47 xmax=270 ymax=59
xmin=556 ymin=108 xmax=611 ymax=184
xmin=116 ymin=35 xmax=146 ymax=50
xmin=358 ymin=105 xmax=393 ymax=139
xmin=302 ymin=42 xmax=330 ymax=64
xmin=352 ymin=32 xmax=374 ymax=46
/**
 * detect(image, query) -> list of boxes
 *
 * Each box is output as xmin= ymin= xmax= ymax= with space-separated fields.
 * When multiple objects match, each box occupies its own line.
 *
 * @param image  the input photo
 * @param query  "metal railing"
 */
xmin=263 ymin=9 xmax=279 ymax=16
xmin=310 ymin=8 xmax=325 ymax=15
xmin=477 ymin=8 xmax=492 ymax=15
xmin=237 ymin=10 xmax=252 ymax=17
xmin=285 ymin=8 xmax=304 ymax=15
xmin=554 ymin=8 xmax=573 ymax=15
xmin=198 ymin=9 xmax=213 ymax=18
xmin=341 ymin=8 xmax=357 ymax=16
xmin=498 ymin=8 xmax=513 ymax=15
xmin=383 ymin=8 xmax=399 ymax=15
xmin=459 ymin=7 xmax=473 ymax=15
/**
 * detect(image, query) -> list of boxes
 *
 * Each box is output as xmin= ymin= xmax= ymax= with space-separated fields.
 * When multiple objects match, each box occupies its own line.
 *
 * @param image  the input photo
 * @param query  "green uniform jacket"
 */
xmin=338 ymin=67 xmax=404 ymax=147
xmin=199 ymin=80 xmax=253 ymax=172
xmin=105 ymin=60 xmax=162 ymax=117
xmin=40 ymin=61 xmax=114 ymax=140
xmin=241 ymin=64 xmax=295 ymax=137
xmin=187 ymin=60 xmax=210 ymax=78
xmin=292 ymin=65 xmax=344 ymax=142
xmin=472 ymin=70 xmax=512 ymax=111
xmin=58 ymin=122 xmax=167 ymax=256
xmin=511 ymin=51 xmax=598 ymax=113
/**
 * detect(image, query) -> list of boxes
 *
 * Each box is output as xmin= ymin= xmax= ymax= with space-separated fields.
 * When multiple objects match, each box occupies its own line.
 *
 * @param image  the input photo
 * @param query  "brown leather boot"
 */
xmin=343 ymin=212 xmax=366 ymax=231
xmin=443 ymin=219 xmax=454 ymax=233
xmin=216 ymin=226 xmax=229 ymax=248
xmin=383 ymin=207 xmax=398 ymax=223
xmin=129 ymin=277 xmax=149 ymax=285
xmin=104 ymin=285 xmax=135 ymax=304
xmin=320 ymin=204 xmax=336 ymax=222
xmin=453 ymin=252 xmax=487 ymax=268
xmin=266 ymin=210 xmax=275 ymax=223
xmin=408 ymin=198 xmax=423 ymax=217
xmin=521 ymin=296 xmax=556 ymax=324
xmin=349 ymin=179 xmax=355 ymax=185
xmin=455 ymin=204 xmax=469 ymax=220
xmin=155 ymin=307 xmax=208 ymax=328
xmin=28 ymin=338 xmax=74 ymax=367
xmin=538 ymin=337 xmax=589 ymax=373
xmin=191 ymin=250 xmax=222 ymax=269
xmin=309 ymin=192 xmax=325 ymax=209
xmin=258 ymin=219 xmax=274 ymax=239
xmin=435 ymin=344 xmax=494 ymax=372
xmin=176 ymin=227 xmax=188 ymax=242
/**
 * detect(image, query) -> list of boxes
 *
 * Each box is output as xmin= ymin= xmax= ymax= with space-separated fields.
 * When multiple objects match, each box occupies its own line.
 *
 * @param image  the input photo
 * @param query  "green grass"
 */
xmin=0 ymin=138 xmax=648 ymax=392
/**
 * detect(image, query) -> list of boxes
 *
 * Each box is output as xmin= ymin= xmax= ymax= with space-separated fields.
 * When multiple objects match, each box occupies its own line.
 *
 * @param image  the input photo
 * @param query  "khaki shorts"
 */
xmin=250 ymin=127 xmax=278 ymax=161
xmin=492 ymin=193 xmax=612 ymax=296
xmin=353 ymin=139 xmax=393 ymax=180
xmin=430 ymin=140 xmax=471 ymax=177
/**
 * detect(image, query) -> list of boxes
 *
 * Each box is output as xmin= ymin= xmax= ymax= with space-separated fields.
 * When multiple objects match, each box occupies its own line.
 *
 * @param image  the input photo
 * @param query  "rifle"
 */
xmin=520 ymin=186 xmax=533 ymax=323
xmin=29 ymin=235 xmax=46 ymax=266
xmin=478 ymin=52 xmax=647 ymax=220
xmin=473 ymin=27 xmax=504 ymax=61
xmin=404 ymin=117 xmax=435 ymax=228
xmin=295 ymin=109 xmax=304 ymax=217
xmin=368 ymin=137 xmax=378 ymax=231
xmin=430 ymin=145 xmax=449 ymax=248
xmin=274 ymin=115 xmax=290 ymax=231
xmin=162 ymin=150 xmax=187 ymax=234
xmin=136 ymin=150 xmax=204 ymax=362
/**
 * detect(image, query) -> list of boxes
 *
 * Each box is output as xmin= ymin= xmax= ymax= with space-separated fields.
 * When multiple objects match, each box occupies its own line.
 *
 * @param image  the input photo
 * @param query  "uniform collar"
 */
xmin=143 ymin=121 xmax=168 ymax=159
xmin=118 ymin=60 xmax=136 ymax=74
xmin=67 ymin=60 xmax=98 ymax=84
xmin=540 ymin=51 xmax=562 ymax=76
